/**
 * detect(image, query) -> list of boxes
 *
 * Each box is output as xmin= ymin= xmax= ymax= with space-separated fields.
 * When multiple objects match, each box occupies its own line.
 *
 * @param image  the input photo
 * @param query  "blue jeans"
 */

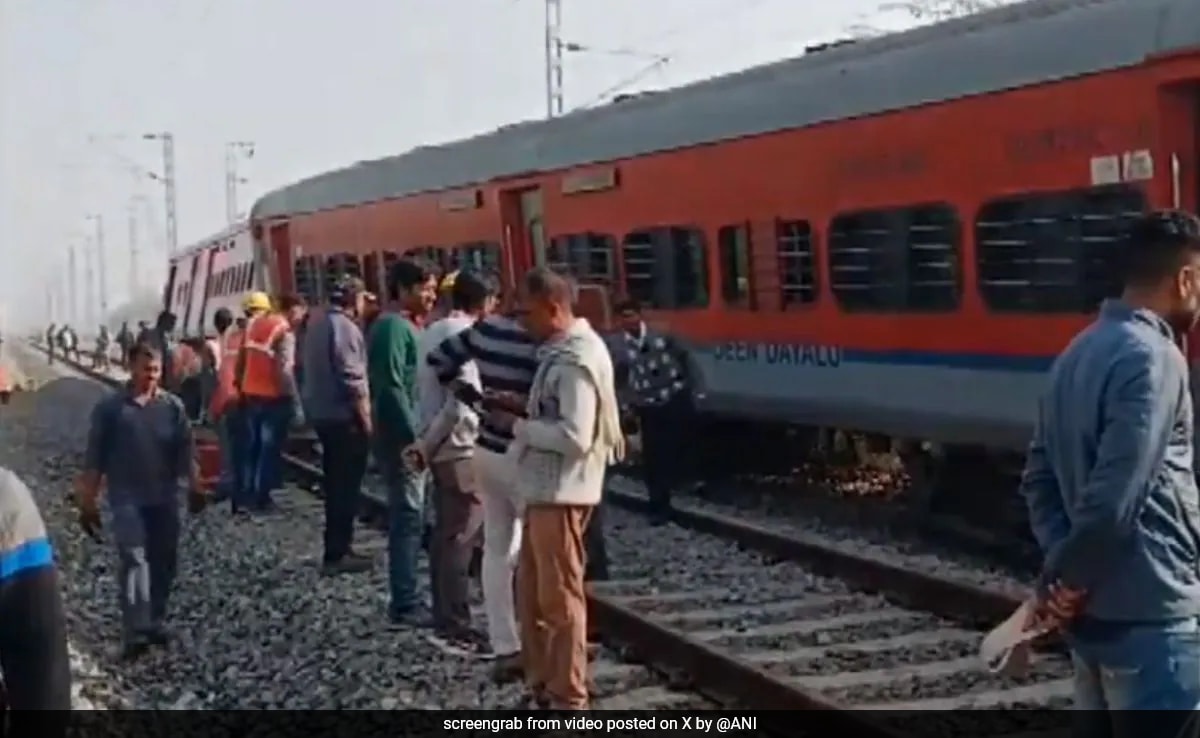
xmin=239 ymin=398 xmax=289 ymax=510
xmin=1070 ymin=617 xmax=1200 ymax=737
xmin=381 ymin=447 xmax=428 ymax=616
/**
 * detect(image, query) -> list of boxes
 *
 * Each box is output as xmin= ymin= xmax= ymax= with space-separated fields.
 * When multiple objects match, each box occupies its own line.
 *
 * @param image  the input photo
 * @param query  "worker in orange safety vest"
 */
xmin=206 ymin=308 xmax=239 ymax=503
xmin=233 ymin=291 xmax=299 ymax=514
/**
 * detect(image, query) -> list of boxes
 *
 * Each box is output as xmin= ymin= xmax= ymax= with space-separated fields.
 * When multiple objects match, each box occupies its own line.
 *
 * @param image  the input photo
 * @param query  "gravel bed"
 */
xmin=0 ymin=348 xmax=521 ymax=708
xmin=607 ymin=474 xmax=1035 ymax=598
xmin=6 ymin=345 xmax=722 ymax=713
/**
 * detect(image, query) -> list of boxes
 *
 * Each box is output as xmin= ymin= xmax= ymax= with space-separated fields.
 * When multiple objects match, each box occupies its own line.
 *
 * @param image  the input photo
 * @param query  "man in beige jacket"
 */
xmin=487 ymin=268 xmax=623 ymax=710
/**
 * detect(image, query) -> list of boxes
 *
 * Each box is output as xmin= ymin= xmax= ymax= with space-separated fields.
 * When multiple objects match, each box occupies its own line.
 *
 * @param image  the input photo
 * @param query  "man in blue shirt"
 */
xmin=78 ymin=341 xmax=201 ymax=661
xmin=1020 ymin=210 xmax=1200 ymax=725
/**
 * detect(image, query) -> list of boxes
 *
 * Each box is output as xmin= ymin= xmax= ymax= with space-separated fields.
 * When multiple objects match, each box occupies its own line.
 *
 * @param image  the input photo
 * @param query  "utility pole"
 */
xmin=67 ymin=245 xmax=78 ymax=326
xmin=544 ymin=0 xmax=564 ymax=117
xmin=143 ymin=132 xmax=178 ymax=256
xmin=83 ymin=242 xmax=95 ymax=328
xmin=86 ymin=214 xmax=108 ymax=324
xmin=224 ymin=141 xmax=255 ymax=223
xmin=128 ymin=201 xmax=140 ymax=298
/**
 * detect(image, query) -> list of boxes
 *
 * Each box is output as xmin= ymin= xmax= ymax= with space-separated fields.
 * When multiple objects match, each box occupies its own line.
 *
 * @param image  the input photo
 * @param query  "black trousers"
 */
xmin=314 ymin=419 xmax=370 ymax=563
xmin=637 ymin=399 xmax=692 ymax=518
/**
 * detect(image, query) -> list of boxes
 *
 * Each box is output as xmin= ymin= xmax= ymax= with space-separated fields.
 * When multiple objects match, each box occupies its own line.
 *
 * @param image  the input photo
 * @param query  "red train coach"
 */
xmin=239 ymin=0 xmax=1200 ymax=520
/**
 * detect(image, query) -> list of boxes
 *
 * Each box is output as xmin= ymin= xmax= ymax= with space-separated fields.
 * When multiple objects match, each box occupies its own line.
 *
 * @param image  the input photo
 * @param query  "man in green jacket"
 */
xmin=368 ymin=258 xmax=438 ymax=627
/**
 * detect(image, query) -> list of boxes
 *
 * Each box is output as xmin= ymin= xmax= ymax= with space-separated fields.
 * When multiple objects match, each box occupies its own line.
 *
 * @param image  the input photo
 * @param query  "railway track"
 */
xmin=30 ymin=341 xmax=1073 ymax=735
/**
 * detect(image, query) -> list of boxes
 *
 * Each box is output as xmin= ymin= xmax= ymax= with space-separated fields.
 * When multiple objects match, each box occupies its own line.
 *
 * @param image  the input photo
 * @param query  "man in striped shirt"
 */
xmin=427 ymin=305 xmax=538 ymax=681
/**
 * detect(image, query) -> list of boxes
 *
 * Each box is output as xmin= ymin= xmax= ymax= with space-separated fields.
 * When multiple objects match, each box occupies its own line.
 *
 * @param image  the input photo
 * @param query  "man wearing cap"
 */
xmin=234 ymin=291 xmax=299 ymax=514
xmin=303 ymin=275 xmax=374 ymax=575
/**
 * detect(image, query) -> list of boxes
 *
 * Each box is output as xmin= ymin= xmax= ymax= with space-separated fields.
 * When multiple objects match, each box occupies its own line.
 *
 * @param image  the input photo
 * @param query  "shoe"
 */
xmin=321 ymin=556 xmax=372 ymax=576
xmin=491 ymin=652 xmax=524 ymax=684
xmin=388 ymin=606 xmax=433 ymax=629
xmin=143 ymin=627 xmax=171 ymax=648
xmin=430 ymin=626 xmax=488 ymax=656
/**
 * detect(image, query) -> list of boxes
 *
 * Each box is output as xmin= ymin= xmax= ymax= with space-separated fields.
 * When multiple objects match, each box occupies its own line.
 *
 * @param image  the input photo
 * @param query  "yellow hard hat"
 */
xmin=243 ymin=291 xmax=271 ymax=312
xmin=439 ymin=270 xmax=459 ymax=292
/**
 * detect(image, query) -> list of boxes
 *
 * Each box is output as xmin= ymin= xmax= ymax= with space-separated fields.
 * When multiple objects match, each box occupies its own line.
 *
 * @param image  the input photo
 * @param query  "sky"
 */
xmin=0 ymin=0 xmax=930 ymax=332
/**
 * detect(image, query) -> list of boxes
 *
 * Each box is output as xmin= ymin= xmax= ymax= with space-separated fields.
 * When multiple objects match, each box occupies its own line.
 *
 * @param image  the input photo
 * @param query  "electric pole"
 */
xmin=67 ymin=245 xmax=78 ymax=326
xmin=224 ymin=141 xmax=255 ymax=223
xmin=545 ymin=0 xmax=564 ymax=117
xmin=83 ymin=242 xmax=95 ymax=328
xmin=86 ymin=214 xmax=108 ymax=324
xmin=143 ymin=132 xmax=178 ymax=256
xmin=128 ymin=202 xmax=140 ymax=298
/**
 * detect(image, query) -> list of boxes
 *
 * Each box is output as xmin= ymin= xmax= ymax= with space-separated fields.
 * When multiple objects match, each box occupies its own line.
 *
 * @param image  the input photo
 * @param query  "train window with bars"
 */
xmin=293 ymin=256 xmax=321 ymax=304
xmin=775 ymin=220 xmax=816 ymax=307
xmin=454 ymin=242 xmax=502 ymax=276
xmin=717 ymin=224 xmax=754 ymax=308
xmin=621 ymin=227 xmax=710 ymax=310
xmin=410 ymin=246 xmax=448 ymax=272
xmin=828 ymin=204 xmax=961 ymax=312
xmin=975 ymin=185 xmax=1147 ymax=313
xmin=547 ymin=232 xmax=616 ymax=283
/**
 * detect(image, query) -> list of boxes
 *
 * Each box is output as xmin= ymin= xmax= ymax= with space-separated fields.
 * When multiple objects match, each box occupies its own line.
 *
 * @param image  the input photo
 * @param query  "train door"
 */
xmin=162 ymin=263 xmax=178 ymax=314
xmin=263 ymin=222 xmax=293 ymax=295
xmin=180 ymin=253 xmax=202 ymax=334
xmin=194 ymin=246 xmax=219 ymax=337
xmin=498 ymin=187 xmax=545 ymax=291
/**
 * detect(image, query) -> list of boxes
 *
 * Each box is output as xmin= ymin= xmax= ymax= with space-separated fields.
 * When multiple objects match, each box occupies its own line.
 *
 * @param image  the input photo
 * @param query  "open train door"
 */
xmin=256 ymin=220 xmax=294 ymax=297
xmin=498 ymin=187 xmax=544 ymax=298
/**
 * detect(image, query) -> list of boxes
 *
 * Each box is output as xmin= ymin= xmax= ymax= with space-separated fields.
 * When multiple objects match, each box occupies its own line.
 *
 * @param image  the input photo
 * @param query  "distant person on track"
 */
xmin=207 ymin=307 xmax=239 ymax=503
xmin=368 ymin=258 xmax=438 ymax=627
xmin=138 ymin=312 xmax=178 ymax=393
xmin=406 ymin=270 xmax=497 ymax=650
xmin=615 ymin=299 xmax=695 ymax=527
xmin=45 ymin=324 xmax=56 ymax=365
xmin=93 ymin=326 xmax=111 ymax=372
xmin=1019 ymin=210 xmax=1200 ymax=725
xmin=302 ymin=275 xmax=373 ymax=576
xmin=116 ymin=321 xmax=133 ymax=370
xmin=234 ymin=291 xmax=299 ymax=515
xmin=78 ymin=340 xmax=201 ymax=661
xmin=0 ymin=466 xmax=72 ymax=714
xmin=494 ymin=267 xmax=623 ymax=710
xmin=427 ymin=274 xmax=539 ymax=681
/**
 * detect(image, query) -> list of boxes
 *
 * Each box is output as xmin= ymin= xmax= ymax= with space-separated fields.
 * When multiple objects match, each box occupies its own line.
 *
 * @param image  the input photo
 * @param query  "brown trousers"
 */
xmin=518 ymin=503 xmax=593 ymax=709
xmin=429 ymin=459 xmax=481 ymax=634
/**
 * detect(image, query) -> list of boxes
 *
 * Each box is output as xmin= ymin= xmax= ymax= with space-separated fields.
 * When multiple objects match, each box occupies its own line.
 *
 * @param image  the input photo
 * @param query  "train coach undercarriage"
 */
xmin=682 ymin=415 xmax=1038 ymax=570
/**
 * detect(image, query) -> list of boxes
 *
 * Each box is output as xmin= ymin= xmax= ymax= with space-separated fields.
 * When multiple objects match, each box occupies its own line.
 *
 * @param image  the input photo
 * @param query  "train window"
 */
xmin=828 ymin=204 xmax=961 ymax=312
xmin=411 ymin=246 xmax=448 ymax=272
xmin=292 ymin=256 xmax=320 ymax=303
xmin=717 ymin=224 xmax=755 ymax=308
xmin=776 ymin=220 xmax=816 ymax=308
xmin=621 ymin=227 xmax=709 ymax=310
xmin=457 ymin=242 xmax=502 ymax=276
xmin=547 ymin=233 xmax=615 ymax=283
xmin=975 ymin=185 xmax=1147 ymax=313
xmin=245 ymin=262 xmax=254 ymax=291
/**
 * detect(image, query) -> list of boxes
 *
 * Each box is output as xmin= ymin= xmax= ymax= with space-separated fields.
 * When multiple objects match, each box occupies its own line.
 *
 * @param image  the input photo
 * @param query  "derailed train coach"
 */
xmin=183 ymin=0 xmax=1200 ymax=521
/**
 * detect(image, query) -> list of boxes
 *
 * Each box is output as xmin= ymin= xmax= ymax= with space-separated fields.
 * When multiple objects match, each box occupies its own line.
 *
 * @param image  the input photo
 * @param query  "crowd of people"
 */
xmin=11 ymin=210 xmax=1200 ymax=723
xmin=57 ymin=258 xmax=700 ymax=711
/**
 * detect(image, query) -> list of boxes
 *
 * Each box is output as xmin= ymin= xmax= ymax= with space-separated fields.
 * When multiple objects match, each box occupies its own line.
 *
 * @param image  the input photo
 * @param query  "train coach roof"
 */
xmin=252 ymin=0 xmax=1199 ymax=221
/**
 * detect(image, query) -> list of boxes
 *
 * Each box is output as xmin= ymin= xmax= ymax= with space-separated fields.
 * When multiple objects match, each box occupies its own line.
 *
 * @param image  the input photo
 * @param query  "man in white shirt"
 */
xmin=487 ymin=268 xmax=624 ymax=709
xmin=410 ymin=270 xmax=498 ymax=650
